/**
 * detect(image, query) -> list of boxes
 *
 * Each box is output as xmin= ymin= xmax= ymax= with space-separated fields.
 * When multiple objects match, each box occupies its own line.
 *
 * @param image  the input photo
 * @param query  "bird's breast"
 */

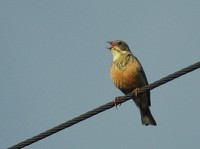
xmin=110 ymin=58 xmax=140 ymax=92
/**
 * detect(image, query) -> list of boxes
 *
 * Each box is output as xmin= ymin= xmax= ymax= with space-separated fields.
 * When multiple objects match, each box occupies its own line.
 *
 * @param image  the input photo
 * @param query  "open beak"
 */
xmin=106 ymin=41 xmax=115 ymax=50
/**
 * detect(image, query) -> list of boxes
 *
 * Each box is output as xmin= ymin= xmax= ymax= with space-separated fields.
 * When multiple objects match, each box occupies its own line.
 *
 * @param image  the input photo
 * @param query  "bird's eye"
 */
xmin=118 ymin=41 xmax=122 ymax=45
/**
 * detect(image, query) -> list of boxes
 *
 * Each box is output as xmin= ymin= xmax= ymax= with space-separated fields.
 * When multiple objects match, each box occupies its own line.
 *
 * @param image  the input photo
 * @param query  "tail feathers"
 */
xmin=140 ymin=107 xmax=157 ymax=126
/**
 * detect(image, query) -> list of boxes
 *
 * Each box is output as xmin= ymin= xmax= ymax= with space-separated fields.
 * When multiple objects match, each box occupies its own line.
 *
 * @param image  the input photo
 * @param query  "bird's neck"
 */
xmin=113 ymin=53 xmax=132 ymax=70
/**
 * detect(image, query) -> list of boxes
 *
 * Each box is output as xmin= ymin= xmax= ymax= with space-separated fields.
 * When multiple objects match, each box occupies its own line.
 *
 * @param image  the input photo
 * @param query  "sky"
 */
xmin=1 ymin=0 xmax=200 ymax=149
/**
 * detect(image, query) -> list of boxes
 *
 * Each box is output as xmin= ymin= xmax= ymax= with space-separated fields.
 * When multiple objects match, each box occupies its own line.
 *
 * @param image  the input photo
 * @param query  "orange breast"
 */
xmin=110 ymin=58 xmax=140 ymax=93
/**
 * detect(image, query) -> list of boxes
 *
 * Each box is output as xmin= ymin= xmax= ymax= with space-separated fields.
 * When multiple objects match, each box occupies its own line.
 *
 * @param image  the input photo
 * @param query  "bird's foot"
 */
xmin=133 ymin=88 xmax=139 ymax=97
xmin=113 ymin=97 xmax=121 ymax=109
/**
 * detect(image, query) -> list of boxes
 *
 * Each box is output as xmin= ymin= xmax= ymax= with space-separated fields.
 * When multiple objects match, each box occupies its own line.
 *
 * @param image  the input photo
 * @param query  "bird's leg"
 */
xmin=133 ymin=88 xmax=139 ymax=97
xmin=132 ymin=88 xmax=140 ymax=103
xmin=113 ymin=96 xmax=121 ymax=109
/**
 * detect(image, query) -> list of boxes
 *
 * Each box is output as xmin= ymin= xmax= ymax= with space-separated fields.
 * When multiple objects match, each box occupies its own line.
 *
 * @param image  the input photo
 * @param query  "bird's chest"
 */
xmin=110 ymin=60 xmax=140 ymax=91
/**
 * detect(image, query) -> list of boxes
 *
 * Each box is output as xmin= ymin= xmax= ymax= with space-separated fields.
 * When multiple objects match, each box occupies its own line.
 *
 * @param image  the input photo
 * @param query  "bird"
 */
xmin=107 ymin=40 xmax=157 ymax=126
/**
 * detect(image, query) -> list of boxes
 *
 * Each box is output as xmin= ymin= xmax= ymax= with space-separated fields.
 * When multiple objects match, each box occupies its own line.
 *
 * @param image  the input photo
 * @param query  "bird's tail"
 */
xmin=139 ymin=106 xmax=157 ymax=126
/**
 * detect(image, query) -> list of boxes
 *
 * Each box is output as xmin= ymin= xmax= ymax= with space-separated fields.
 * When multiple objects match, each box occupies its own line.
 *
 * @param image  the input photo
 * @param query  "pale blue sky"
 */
xmin=1 ymin=1 xmax=200 ymax=149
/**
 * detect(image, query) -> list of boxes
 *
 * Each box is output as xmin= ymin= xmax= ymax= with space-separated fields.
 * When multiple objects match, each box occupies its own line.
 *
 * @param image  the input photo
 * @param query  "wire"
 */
xmin=8 ymin=61 xmax=200 ymax=149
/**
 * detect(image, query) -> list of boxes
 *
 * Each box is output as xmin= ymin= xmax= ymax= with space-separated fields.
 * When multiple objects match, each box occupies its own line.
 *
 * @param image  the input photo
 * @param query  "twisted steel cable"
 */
xmin=8 ymin=61 xmax=200 ymax=149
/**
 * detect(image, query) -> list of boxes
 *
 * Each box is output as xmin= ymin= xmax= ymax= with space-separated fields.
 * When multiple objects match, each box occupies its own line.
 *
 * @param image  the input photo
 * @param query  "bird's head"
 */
xmin=107 ymin=40 xmax=131 ymax=61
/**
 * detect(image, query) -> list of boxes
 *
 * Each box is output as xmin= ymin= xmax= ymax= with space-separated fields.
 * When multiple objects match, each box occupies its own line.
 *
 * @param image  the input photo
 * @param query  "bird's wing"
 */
xmin=134 ymin=56 xmax=151 ymax=106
